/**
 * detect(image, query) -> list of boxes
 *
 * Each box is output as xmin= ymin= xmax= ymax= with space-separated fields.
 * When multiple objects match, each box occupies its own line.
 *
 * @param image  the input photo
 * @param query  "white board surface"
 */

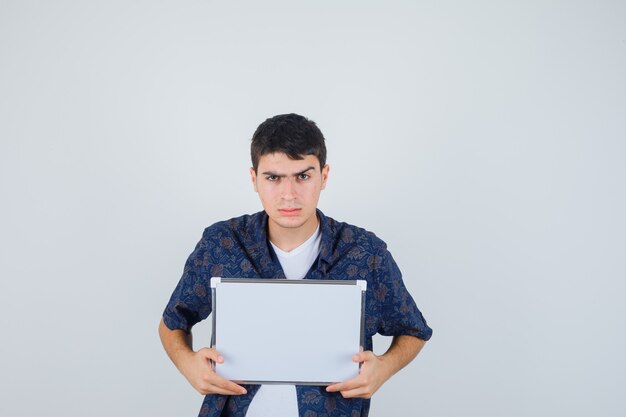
xmin=211 ymin=278 xmax=366 ymax=385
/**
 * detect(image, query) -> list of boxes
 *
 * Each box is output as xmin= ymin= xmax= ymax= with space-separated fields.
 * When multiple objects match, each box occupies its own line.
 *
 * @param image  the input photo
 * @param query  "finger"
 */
xmin=336 ymin=386 xmax=372 ymax=399
xmin=198 ymin=347 xmax=224 ymax=363
xmin=209 ymin=374 xmax=247 ymax=395
xmin=326 ymin=378 xmax=361 ymax=393
xmin=214 ymin=384 xmax=247 ymax=395
xmin=218 ymin=380 xmax=247 ymax=395
xmin=202 ymin=384 xmax=247 ymax=396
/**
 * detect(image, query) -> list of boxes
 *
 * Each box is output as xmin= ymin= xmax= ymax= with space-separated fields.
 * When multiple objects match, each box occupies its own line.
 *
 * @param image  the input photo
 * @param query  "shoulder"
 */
xmin=203 ymin=211 xmax=263 ymax=234
xmin=184 ymin=212 xmax=265 ymax=271
xmin=196 ymin=211 xmax=266 ymax=249
xmin=319 ymin=210 xmax=389 ymax=255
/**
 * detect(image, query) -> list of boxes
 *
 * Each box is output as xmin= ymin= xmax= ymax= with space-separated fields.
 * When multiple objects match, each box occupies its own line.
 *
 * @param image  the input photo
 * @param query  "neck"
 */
xmin=268 ymin=215 xmax=319 ymax=252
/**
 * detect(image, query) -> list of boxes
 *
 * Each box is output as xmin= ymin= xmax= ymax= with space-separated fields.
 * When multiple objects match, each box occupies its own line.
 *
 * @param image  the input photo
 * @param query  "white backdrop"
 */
xmin=1 ymin=1 xmax=625 ymax=416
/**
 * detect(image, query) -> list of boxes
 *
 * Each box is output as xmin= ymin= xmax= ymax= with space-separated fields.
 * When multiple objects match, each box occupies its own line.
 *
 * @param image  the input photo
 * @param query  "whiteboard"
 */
xmin=210 ymin=278 xmax=367 ymax=385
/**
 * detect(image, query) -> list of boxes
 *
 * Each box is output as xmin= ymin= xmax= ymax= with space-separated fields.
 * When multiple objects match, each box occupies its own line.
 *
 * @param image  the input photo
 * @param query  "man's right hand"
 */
xmin=179 ymin=347 xmax=247 ymax=396
xmin=158 ymin=319 xmax=246 ymax=396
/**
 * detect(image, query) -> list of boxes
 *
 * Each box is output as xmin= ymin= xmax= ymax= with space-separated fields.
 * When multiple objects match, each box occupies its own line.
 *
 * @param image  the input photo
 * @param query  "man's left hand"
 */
xmin=325 ymin=351 xmax=391 ymax=399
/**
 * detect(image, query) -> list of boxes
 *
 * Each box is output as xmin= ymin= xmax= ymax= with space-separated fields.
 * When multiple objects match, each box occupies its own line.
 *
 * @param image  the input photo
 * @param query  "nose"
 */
xmin=281 ymin=177 xmax=297 ymax=200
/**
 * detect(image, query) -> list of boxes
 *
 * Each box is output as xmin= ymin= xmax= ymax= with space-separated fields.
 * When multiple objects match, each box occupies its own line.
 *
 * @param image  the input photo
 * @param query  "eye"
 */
xmin=297 ymin=173 xmax=310 ymax=181
xmin=266 ymin=175 xmax=279 ymax=182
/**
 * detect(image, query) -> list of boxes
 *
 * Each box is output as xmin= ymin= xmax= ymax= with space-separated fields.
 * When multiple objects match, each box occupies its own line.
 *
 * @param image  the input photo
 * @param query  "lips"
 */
xmin=278 ymin=208 xmax=301 ymax=217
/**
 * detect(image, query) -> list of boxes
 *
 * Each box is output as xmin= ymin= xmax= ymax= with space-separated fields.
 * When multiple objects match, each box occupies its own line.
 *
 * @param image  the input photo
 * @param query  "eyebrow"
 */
xmin=261 ymin=166 xmax=316 ymax=178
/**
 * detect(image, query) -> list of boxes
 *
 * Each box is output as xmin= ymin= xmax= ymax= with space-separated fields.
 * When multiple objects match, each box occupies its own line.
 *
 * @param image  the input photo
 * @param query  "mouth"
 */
xmin=278 ymin=208 xmax=301 ymax=217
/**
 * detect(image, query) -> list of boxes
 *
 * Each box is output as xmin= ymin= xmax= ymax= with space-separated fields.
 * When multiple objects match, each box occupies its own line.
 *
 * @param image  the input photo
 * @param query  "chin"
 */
xmin=271 ymin=215 xmax=307 ymax=229
xmin=276 ymin=219 xmax=307 ymax=229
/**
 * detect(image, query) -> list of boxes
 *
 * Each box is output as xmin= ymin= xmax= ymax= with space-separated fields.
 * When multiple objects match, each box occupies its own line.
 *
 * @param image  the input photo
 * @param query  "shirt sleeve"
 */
xmin=162 ymin=231 xmax=213 ymax=333
xmin=375 ymin=248 xmax=433 ymax=341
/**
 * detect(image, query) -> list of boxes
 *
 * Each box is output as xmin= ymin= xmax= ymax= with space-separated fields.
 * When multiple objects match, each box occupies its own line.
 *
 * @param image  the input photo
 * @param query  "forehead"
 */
xmin=257 ymin=153 xmax=319 ymax=172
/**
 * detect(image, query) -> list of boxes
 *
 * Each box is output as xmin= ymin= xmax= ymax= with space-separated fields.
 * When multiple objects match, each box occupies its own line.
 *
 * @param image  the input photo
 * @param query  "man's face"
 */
xmin=250 ymin=152 xmax=329 ymax=236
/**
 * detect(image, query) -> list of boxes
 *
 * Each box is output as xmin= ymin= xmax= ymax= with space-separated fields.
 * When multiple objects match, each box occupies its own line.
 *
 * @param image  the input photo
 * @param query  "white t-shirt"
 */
xmin=244 ymin=225 xmax=321 ymax=417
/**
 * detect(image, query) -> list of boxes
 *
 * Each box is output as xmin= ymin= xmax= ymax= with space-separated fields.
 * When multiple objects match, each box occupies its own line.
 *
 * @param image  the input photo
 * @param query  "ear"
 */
xmin=249 ymin=167 xmax=258 ymax=192
xmin=320 ymin=164 xmax=330 ymax=190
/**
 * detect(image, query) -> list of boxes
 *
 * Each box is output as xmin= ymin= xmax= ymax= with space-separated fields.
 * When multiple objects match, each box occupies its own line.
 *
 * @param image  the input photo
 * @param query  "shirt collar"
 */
xmin=316 ymin=208 xmax=335 ymax=265
xmin=249 ymin=209 xmax=335 ymax=277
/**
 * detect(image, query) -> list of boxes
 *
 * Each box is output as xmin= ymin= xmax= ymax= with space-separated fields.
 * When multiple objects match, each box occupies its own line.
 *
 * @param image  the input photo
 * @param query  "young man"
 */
xmin=159 ymin=113 xmax=432 ymax=417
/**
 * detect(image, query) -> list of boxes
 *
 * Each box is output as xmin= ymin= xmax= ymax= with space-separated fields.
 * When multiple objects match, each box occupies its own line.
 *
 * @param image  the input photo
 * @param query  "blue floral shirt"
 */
xmin=163 ymin=209 xmax=432 ymax=417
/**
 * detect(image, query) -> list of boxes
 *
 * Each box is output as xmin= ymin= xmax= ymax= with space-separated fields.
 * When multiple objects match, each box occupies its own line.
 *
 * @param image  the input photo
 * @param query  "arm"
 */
xmin=326 ymin=335 xmax=426 ymax=399
xmin=158 ymin=318 xmax=246 ymax=396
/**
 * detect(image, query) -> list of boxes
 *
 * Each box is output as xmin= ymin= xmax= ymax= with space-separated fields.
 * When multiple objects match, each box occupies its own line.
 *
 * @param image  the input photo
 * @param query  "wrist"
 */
xmin=378 ymin=353 xmax=399 ymax=380
xmin=174 ymin=347 xmax=196 ymax=374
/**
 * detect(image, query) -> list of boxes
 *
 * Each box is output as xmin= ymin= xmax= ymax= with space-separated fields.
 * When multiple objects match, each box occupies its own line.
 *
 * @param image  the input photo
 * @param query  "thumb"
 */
xmin=353 ymin=351 xmax=374 ymax=363
xmin=199 ymin=347 xmax=224 ymax=363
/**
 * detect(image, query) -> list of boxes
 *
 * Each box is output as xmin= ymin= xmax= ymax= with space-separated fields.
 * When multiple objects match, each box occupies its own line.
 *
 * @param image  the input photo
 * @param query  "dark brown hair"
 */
xmin=251 ymin=113 xmax=327 ymax=172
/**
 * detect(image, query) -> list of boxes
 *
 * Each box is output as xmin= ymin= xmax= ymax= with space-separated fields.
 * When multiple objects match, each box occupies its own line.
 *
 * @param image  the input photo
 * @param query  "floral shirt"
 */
xmin=163 ymin=209 xmax=432 ymax=417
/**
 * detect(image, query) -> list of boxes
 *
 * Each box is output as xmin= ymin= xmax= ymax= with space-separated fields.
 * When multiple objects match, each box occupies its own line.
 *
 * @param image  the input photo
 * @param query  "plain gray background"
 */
xmin=1 ymin=1 xmax=624 ymax=416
